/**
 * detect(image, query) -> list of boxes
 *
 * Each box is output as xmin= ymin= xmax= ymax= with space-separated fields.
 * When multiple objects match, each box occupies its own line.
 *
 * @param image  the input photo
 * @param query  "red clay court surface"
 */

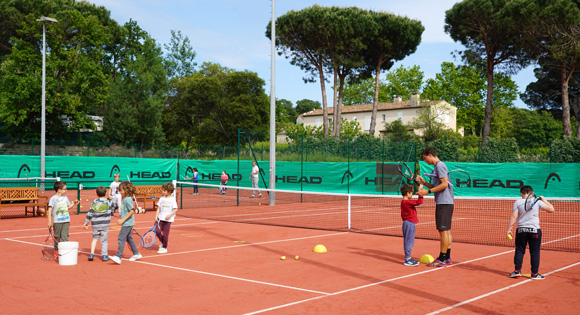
xmin=2 ymin=208 xmax=580 ymax=314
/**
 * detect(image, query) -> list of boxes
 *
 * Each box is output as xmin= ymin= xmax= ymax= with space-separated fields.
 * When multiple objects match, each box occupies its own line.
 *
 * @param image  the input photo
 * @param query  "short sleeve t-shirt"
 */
xmin=513 ymin=198 xmax=545 ymax=230
xmin=432 ymin=161 xmax=454 ymax=205
xmin=109 ymin=181 xmax=120 ymax=196
xmin=49 ymin=195 xmax=71 ymax=223
xmin=252 ymin=166 xmax=259 ymax=178
xmin=120 ymin=196 xmax=135 ymax=227
xmin=157 ymin=196 xmax=178 ymax=222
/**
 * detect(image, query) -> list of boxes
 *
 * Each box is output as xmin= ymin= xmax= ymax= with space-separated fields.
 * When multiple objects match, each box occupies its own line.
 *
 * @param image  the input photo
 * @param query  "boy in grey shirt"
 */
xmin=84 ymin=186 xmax=112 ymax=261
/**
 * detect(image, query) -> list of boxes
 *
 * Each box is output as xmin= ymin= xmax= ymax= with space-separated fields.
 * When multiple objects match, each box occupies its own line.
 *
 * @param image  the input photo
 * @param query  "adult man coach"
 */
xmin=416 ymin=147 xmax=454 ymax=267
xmin=249 ymin=161 xmax=262 ymax=198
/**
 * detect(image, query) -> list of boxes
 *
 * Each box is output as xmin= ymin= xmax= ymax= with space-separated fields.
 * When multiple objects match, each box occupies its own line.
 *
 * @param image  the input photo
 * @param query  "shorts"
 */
xmin=435 ymin=204 xmax=454 ymax=231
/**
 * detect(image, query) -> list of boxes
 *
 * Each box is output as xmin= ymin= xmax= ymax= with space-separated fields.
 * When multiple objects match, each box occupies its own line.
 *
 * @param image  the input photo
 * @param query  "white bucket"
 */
xmin=58 ymin=241 xmax=79 ymax=266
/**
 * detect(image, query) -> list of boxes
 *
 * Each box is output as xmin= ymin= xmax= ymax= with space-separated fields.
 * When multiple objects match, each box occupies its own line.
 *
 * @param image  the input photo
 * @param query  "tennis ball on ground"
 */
xmin=280 ymin=256 xmax=286 ymax=260
xmin=420 ymin=254 xmax=434 ymax=264
xmin=295 ymin=256 xmax=300 ymax=260
xmin=507 ymin=233 xmax=513 ymax=240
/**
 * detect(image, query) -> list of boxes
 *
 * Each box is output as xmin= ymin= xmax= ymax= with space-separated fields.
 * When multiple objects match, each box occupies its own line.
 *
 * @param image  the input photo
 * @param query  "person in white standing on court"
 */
xmin=249 ymin=161 xmax=262 ymax=198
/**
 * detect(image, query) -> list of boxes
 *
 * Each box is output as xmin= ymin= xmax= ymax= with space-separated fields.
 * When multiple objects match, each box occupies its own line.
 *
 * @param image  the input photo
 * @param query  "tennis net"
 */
xmin=175 ymin=181 xmax=580 ymax=253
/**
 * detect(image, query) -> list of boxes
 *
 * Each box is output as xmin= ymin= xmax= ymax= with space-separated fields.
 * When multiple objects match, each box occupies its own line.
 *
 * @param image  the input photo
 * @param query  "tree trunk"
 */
xmin=481 ymin=59 xmax=494 ymax=146
xmin=369 ymin=63 xmax=381 ymax=136
xmin=337 ymin=74 xmax=346 ymax=139
xmin=560 ymin=65 xmax=572 ymax=138
xmin=332 ymin=69 xmax=339 ymax=137
xmin=318 ymin=64 xmax=329 ymax=137
xmin=571 ymin=97 xmax=580 ymax=138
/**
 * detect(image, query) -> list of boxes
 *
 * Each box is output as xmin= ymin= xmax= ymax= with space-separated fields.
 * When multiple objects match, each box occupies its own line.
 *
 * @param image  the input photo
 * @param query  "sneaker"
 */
xmin=158 ymin=247 xmax=168 ymax=254
xmin=427 ymin=259 xmax=447 ymax=267
xmin=250 ymin=195 xmax=255 ymax=198
xmin=509 ymin=270 xmax=522 ymax=278
xmin=88 ymin=254 xmax=94 ymax=261
xmin=110 ymin=256 xmax=122 ymax=264
xmin=531 ymin=273 xmax=545 ymax=280
xmin=102 ymin=255 xmax=110 ymax=262
xmin=259 ymin=194 xmax=262 ymax=198
xmin=445 ymin=258 xmax=453 ymax=265
xmin=128 ymin=253 xmax=142 ymax=261
xmin=404 ymin=258 xmax=420 ymax=267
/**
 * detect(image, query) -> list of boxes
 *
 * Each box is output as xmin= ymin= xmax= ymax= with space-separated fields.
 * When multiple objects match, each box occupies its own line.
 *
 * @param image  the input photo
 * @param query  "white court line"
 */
xmin=140 ymin=232 xmax=347 ymax=259
xmin=135 ymin=260 xmax=331 ymax=295
xmin=426 ymin=261 xmax=580 ymax=315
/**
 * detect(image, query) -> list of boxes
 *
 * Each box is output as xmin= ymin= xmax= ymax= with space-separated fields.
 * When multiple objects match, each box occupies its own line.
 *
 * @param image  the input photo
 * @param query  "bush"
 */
xmin=479 ymin=138 xmax=519 ymax=163
xmin=550 ymin=138 xmax=580 ymax=163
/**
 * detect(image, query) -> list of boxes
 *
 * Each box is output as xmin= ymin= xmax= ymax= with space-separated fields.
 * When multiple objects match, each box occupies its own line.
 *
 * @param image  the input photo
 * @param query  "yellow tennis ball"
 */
xmin=507 ymin=233 xmax=513 ymax=240
xmin=280 ymin=256 xmax=286 ymax=260
xmin=295 ymin=256 xmax=300 ymax=260
xmin=313 ymin=244 xmax=327 ymax=253
xmin=258 ymin=203 xmax=261 ymax=205
xmin=84 ymin=226 xmax=88 ymax=230
xmin=420 ymin=254 xmax=434 ymax=264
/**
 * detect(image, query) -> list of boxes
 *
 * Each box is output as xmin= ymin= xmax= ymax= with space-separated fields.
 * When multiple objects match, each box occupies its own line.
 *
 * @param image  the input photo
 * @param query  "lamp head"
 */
xmin=37 ymin=16 xmax=58 ymax=24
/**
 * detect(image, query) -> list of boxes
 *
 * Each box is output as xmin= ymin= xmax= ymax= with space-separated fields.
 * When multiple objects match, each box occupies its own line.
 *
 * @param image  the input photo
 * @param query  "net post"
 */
xmin=347 ymin=194 xmax=351 ymax=230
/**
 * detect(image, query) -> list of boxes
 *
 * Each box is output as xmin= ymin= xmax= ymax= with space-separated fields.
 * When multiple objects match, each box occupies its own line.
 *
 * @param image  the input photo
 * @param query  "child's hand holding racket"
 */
xmin=415 ymin=175 xmax=425 ymax=185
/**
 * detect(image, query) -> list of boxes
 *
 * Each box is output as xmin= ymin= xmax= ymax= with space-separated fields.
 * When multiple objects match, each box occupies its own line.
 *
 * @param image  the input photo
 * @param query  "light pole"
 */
xmin=37 ymin=16 xmax=57 ymax=181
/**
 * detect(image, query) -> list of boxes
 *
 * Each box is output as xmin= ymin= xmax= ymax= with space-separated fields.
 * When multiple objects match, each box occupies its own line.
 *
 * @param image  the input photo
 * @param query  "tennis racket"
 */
xmin=126 ymin=175 xmax=145 ymax=214
xmin=448 ymin=169 xmax=471 ymax=188
xmin=131 ymin=227 xmax=143 ymax=249
xmin=141 ymin=221 xmax=158 ymax=249
xmin=396 ymin=162 xmax=419 ymax=185
xmin=42 ymin=227 xmax=57 ymax=260
xmin=525 ymin=193 xmax=540 ymax=212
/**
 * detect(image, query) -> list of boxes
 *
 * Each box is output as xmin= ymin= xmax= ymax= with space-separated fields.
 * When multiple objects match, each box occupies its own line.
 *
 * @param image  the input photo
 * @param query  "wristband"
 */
xmin=428 ymin=189 xmax=432 ymax=194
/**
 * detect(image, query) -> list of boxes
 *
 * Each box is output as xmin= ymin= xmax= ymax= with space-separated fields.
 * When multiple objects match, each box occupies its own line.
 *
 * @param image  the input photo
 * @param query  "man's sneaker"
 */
xmin=88 ymin=254 xmax=94 ymax=261
xmin=128 ymin=253 xmax=142 ymax=261
xmin=509 ymin=271 xmax=522 ymax=278
xmin=110 ymin=256 xmax=122 ymax=264
xmin=258 ymin=194 xmax=262 ymax=198
xmin=427 ymin=259 xmax=447 ymax=267
xmin=531 ymin=273 xmax=545 ymax=280
xmin=102 ymin=255 xmax=110 ymax=262
xmin=404 ymin=258 xmax=420 ymax=267
xmin=250 ymin=195 xmax=255 ymax=198
xmin=158 ymin=247 xmax=168 ymax=254
xmin=445 ymin=258 xmax=453 ymax=265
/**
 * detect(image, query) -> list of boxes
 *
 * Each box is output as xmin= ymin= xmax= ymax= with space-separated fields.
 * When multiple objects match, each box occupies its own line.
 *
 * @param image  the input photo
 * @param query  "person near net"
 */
xmin=155 ymin=182 xmax=178 ymax=254
xmin=506 ymin=185 xmax=554 ymax=280
xmin=106 ymin=173 xmax=122 ymax=215
xmin=400 ymin=183 xmax=424 ymax=266
xmin=192 ymin=167 xmax=199 ymax=195
xmin=249 ymin=161 xmax=262 ymax=198
xmin=220 ymin=170 xmax=229 ymax=195
xmin=47 ymin=181 xmax=79 ymax=255
xmin=83 ymin=186 xmax=112 ymax=262
xmin=416 ymin=147 xmax=454 ymax=267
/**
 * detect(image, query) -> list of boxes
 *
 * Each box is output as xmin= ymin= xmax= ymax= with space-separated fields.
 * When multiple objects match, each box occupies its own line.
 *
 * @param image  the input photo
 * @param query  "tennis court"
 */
xmin=2 ymin=195 xmax=580 ymax=314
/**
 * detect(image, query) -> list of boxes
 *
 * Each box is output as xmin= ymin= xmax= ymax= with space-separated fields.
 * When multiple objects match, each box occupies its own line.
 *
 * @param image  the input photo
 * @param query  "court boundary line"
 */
xmin=135 ymin=260 xmax=331 ymax=295
xmin=426 ymin=261 xmax=580 ymax=314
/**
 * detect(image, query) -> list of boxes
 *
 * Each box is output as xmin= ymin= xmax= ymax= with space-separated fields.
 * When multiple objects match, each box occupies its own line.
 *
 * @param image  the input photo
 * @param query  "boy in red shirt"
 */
xmin=401 ymin=183 xmax=423 ymax=266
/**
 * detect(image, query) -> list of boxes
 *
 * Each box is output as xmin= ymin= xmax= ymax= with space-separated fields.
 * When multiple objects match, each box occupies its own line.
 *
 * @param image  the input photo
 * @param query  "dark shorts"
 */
xmin=435 ymin=204 xmax=454 ymax=231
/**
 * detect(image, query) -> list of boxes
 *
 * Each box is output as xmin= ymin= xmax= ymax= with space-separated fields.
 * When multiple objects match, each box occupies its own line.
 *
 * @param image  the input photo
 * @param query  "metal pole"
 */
xmin=41 ymin=21 xmax=46 ymax=180
xmin=269 ymin=0 xmax=276 ymax=206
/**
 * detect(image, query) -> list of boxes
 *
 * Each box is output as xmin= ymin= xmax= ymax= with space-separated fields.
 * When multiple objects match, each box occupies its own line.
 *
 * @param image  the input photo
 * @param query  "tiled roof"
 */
xmin=302 ymin=100 xmax=446 ymax=117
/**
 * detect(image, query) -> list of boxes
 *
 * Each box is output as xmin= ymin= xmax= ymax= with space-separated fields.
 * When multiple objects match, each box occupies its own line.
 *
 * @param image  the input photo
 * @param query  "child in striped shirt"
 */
xmin=84 ymin=186 xmax=112 ymax=261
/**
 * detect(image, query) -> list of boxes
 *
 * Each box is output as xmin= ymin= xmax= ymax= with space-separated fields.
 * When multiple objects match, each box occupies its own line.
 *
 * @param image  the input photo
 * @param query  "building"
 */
xmin=298 ymin=94 xmax=460 ymax=137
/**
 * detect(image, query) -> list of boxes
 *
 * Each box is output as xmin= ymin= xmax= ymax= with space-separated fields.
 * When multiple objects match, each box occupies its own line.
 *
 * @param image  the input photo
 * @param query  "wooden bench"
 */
xmin=134 ymin=185 xmax=178 ymax=210
xmin=0 ymin=187 xmax=49 ymax=219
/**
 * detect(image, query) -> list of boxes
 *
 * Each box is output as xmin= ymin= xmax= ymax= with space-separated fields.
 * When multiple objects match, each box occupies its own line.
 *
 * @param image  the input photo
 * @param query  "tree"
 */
xmin=521 ymin=61 xmax=580 ymax=138
xmin=0 ymin=1 xmax=115 ymax=140
xmin=163 ymin=30 xmax=197 ymax=80
xmin=445 ymin=0 xmax=530 ymax=145
xmin=383 ymin=119 xmax=415 ymax=141
xmin=295 ymin=99 xmax=321 ymax=114
xmin=276 ymin=99 xmax=296 ymax=124
xmin=104 ymin=20 xmax=168 ymax=145
xmin=362 ymin=12 xmax=424 ymax=135
xmin=340 ymin=118 xmax=362 ymax=138
xmin=508 ymin=0 xmax=580 ymax=138
xmin=422 ymin=62 xmax=518 ymax=135
xmin=163 ymin=62 xmax=269 ymax=145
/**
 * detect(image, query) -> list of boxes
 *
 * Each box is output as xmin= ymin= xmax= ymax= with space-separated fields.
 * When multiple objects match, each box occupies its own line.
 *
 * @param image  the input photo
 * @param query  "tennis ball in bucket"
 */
xmin=420 ymin=254 xmax=434 ymax=264
xmin=507 ymin=233 xmax=513 ymax=240
xmin=313 ymin=244 xmax=327 ymax=253
xmin=280 ymin=256 xmax=286 ymax=260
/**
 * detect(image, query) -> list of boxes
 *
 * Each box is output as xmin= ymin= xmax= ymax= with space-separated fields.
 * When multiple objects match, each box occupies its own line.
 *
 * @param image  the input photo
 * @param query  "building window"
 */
xmin=365 ymin=116 xmax=371 ymax=130
xmin=445 ymin=112 xmax=450 ymax=124
xmin=382 ymin=114 xmax=386 ymax=122
xmin=398 ymin=111 xmax=403 ymax=121
xmin=315 ymin=118 xmax=321 ymax=127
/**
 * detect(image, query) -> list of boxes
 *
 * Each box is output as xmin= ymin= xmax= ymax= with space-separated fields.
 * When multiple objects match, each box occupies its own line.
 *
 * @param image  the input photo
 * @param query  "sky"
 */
xmin=86 ymin=0 xmax=536 ymax=108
